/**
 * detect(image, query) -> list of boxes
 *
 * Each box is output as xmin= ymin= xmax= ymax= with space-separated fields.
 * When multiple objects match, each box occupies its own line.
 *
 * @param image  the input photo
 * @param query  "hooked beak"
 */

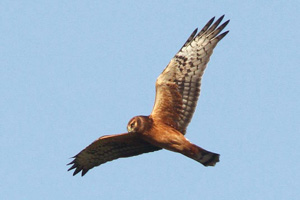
xmin=127 ymin=126 xmax=133 ymax=133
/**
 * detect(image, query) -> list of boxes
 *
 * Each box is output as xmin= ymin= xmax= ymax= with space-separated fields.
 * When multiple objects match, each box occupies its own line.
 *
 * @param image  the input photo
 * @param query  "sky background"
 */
xmin=1 ymin=1 xmax=299 ymax=199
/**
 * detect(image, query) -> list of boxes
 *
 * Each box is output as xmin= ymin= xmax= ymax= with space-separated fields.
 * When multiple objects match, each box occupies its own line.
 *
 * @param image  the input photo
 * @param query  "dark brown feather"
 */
xmin=68 ymin=133 xmax=161 ymax=176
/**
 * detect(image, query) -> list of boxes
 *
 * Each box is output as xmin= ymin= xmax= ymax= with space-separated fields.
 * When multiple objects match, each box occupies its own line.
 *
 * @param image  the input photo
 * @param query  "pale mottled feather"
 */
xmin=151 ymin=16 xmax=229 ymax=134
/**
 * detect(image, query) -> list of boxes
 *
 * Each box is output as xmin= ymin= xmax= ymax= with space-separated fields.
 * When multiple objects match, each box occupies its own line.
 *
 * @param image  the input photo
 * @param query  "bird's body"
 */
xmin=130 ymin=116 xmax=189 ymax=152
xmin=68 ymin=16 xmax=229 ymax=176
xmin=128 ymin=116 xmax=219 ymax=166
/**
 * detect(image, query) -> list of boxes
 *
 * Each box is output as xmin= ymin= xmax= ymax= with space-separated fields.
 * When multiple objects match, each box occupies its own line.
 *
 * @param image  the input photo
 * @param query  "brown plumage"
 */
xmin=68 ymin=16 xmax=229 ymax=176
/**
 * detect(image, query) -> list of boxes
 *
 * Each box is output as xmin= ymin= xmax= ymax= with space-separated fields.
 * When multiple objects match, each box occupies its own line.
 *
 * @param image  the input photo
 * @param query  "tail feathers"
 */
xmin=192 ymin=146 xmax=220 ymax=167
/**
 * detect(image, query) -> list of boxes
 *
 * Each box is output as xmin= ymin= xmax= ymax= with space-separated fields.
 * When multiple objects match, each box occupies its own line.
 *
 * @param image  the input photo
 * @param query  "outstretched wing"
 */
xmin=68 ymin=133 xmax=161 ymax=176
xmin=150 ymin=16 xmax=229 ymax=134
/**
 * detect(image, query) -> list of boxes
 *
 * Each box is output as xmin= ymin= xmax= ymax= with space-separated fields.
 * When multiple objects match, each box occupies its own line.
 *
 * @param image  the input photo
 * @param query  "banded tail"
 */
xmin=186 ymin=144 xmax=220 ymax=166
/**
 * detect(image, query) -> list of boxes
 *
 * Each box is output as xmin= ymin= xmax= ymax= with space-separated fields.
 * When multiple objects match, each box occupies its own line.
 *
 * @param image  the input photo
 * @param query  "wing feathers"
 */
xmin=151 ymin=16 xmax=229 ymax=134
xmin=179 ymin=28 xmax=198 ymax=51
xmin=195 ymin=16 xmax=216 ymax=39
xmin=68 ymin=133 xmax=161 ymax=176
xmin=208 ymin=20 xmax=230 ymax=40
xmin=204 ymin=15 xmax=225 ymax=37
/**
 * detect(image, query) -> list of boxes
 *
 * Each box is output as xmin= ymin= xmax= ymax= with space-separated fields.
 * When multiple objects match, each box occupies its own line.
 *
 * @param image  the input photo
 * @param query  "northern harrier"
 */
xmin=68 ymin=16 xmax=229 ymax=176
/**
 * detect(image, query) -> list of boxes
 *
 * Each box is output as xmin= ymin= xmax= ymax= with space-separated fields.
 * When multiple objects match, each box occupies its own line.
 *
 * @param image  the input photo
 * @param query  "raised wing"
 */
xmin=68 ymin=133 xmax=161 ymax=176
xmin=150 ymin=16 xmax=229 ymax=134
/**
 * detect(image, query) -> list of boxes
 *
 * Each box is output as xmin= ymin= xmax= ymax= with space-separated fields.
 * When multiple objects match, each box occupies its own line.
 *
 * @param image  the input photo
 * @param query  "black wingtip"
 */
xmin=192 ymin=28 xmax=198 ymax=35
xmin=81 ymin=169 xmax=89 ymax=176
xmin=73 ymin=167 xmax=83 ymax=176
xmin=222 ymin=19 xmax=230 ymax=28
xmin=67 ymin=164 xmax=76 ymax=171
xmin=179 ymin=27 xmax=199 ymax=51
xmin=67 ymin=156 xmax=85 ymax=176
xmin=216 ymin=30 xmax=230 ymax=41
xmin=216 ymin=15 xmax=225 ymax=23
xmin=207 ymin=16 xmax=216 ymax=27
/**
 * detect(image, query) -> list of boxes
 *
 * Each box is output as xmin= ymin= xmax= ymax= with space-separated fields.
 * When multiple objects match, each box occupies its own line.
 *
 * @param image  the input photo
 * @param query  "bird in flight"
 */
xmin=68 ymin=15 xmax=229 ymax=176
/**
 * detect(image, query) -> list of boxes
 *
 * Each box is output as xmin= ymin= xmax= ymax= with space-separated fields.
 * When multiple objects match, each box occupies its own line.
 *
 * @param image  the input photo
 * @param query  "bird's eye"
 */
xmin=131 ymin=122 xmax=135 ymax=128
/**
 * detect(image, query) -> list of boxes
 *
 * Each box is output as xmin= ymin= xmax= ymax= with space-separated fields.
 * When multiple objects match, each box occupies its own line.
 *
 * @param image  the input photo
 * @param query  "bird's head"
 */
xmin=127 ymin=116 xmax=151 ymax=133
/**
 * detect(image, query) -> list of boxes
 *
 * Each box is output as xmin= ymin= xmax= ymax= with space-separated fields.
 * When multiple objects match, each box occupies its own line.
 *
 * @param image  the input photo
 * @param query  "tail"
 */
xmin=187 ymin=144 xmax=220 ymax=166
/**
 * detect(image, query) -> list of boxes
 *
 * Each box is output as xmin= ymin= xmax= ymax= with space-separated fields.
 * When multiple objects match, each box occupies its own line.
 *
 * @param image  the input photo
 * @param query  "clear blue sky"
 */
xmin=1 ymin=1 xmax=299 ymax=199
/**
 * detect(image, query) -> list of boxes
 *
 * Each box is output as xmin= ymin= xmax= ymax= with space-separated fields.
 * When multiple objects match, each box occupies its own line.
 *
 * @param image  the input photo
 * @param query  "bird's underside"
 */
xmin=68 ymin=15 xmax=229 ymax=176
